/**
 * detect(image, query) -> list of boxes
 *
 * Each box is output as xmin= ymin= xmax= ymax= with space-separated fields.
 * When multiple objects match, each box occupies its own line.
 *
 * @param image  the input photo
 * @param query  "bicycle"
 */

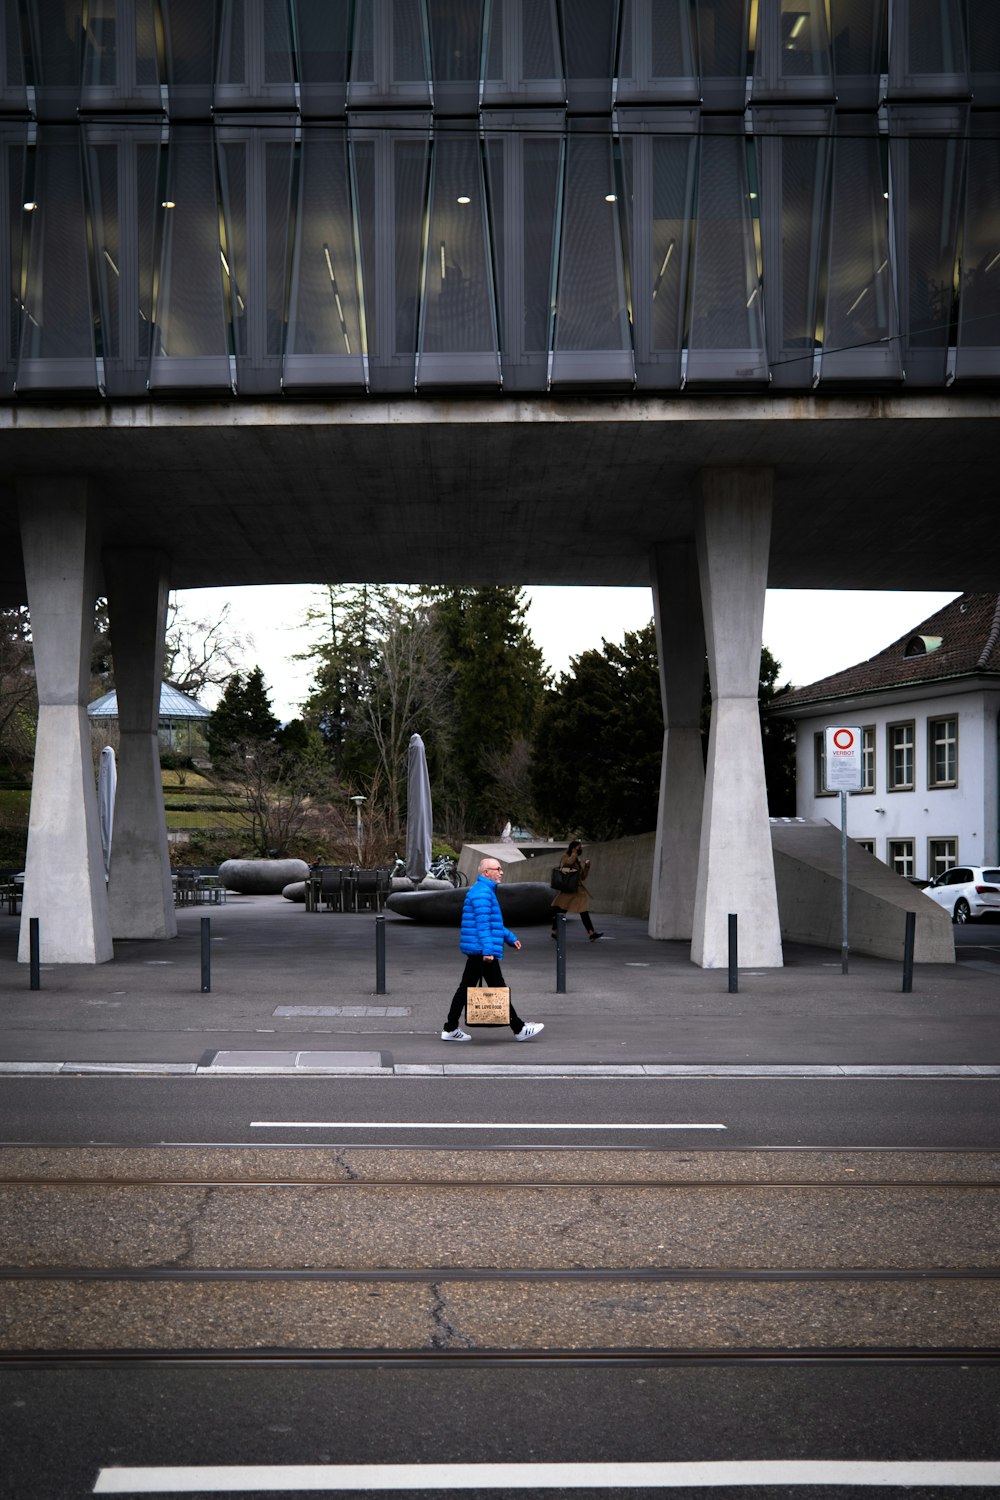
xmin=429 ymin=854 xmax=467 ymax=887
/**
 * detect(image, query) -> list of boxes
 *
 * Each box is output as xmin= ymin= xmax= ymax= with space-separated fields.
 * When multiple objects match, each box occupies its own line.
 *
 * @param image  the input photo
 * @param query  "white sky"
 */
xmin=174 ymin=584 xmax=961 ymax=723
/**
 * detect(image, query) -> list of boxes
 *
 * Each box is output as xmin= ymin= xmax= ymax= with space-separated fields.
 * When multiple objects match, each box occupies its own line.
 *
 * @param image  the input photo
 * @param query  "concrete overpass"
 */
xmin=4 ymin=391 xmax=996 ymax=973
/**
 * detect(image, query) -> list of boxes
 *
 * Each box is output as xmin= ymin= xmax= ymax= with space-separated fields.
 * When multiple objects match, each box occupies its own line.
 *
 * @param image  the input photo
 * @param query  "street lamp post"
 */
xmin=350 ymin=795 xmax=366 ymax=863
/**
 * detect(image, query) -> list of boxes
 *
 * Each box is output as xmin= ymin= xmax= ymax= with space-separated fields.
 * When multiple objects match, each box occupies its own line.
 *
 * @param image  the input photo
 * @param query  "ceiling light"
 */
xmin=22 ymin=201 xmax=37 ymax=211
xmin=456 ymin=195 xmax=471 ymax=205
xmin=161 ymin=200 xmax=175 ymax=208
xmin=605 ymin=193 xmax=617 ymax=203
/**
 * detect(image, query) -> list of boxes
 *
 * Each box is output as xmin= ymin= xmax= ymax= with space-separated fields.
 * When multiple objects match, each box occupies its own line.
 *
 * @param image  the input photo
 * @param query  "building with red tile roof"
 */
xmin=769 ymin=594 xmax=1000 ymax=881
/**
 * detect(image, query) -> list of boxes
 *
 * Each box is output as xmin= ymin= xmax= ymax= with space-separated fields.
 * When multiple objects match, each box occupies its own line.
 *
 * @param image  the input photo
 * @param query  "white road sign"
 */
xmin=824 ymin=725 xmax=863 ymax=791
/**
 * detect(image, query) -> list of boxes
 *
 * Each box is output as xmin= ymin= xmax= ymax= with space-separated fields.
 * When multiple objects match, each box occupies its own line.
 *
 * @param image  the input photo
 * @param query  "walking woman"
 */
xmin=550 ymin=839 xmax=603 ymax=941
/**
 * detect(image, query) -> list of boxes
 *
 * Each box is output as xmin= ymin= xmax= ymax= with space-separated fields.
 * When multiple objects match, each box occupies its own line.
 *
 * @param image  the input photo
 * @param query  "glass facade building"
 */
xmin=1 ymin=0 xmax=998 ymax=399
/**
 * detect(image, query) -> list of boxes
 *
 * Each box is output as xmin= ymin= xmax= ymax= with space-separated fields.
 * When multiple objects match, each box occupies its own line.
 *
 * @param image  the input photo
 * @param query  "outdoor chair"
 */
xmin=354 ymin=868 xmax=382 ymax=912
xmin=318 ymin=866 xmax=351 ymax=912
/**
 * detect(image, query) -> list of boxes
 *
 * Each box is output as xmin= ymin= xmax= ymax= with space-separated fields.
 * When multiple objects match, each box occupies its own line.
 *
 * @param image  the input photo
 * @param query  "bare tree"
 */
xmin=357 ymin=600 xmax=453 ymax=837
xmin=215 ymin=739 xmax=327 ymax=857
xmin=163 ymin=598 xmax=248 ymax=698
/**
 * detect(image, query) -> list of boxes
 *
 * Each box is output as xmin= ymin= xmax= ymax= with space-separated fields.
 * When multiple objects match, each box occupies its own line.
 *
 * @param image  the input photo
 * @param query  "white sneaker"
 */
xmin=515 ymin=1021 xmax=544 ymax=1042
xmin=441 ymin=1027 xmax=472 ymax=1042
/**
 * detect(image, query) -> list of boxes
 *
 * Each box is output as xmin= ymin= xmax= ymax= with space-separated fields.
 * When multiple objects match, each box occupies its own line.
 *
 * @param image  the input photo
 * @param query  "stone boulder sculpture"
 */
xmin=386 ymin=881 xmax=554 ymax=926
xmin=219 ymin=858 xmax=310 ymax=895
xmin=282 ymin=881 xmax=307 ymax=903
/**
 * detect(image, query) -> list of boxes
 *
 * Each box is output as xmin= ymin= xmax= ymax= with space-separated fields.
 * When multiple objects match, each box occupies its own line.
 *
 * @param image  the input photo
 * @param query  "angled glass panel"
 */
xmin=216 ymin=0 xmax=296 ymax=109
xmin=956 ymin=119 xmax=1000 ymax=381
xmin=17 ymin=129 xmax=98 ymax=391
xmin=967 ymin=0 xmax=1000 ymax=107
xmin=292 ymin=0 xmax=353 ymax=116
xmin=754 ymin=109 xmax=831 ymax=388
xmin=0 ymin=125 xmax=27 ymax=396
xmin=162 ymin=0 xmax=221 ymax=118
xmin=284 ymin=127 xmax=367 ymax=392
xmin=558 ymin=0 xmax=617 ymax=112
xmin=685 ymin=128 xmax=767 ymax=385
xmin=218 ymin=127 xmax=295 ymax=395
xmin=426 ymin=0 xmax=484 ymax=114
xmin=620 ymin=126 xmax=697 ymax=389
xmin=84 ymin=124 xmax=161 ymax=397
xmin=484 ymin=130 xmax=561 ymax=390
xmin=829 ymin=0 xmax=886 ymax=109
xmin=751 ymin=0 xmax=833 ymax=101
xmin=819 ymin=124 xmax=901 ymax=382
xmin=483 ymin=0 xmax=564 ymax=105
xmin=149 ymin=127 xmax=232 ymax=390
xmin=417 ymin=132 xmax=499 ymax=387
xmin=81 ymin=0 xmax=163 ymax=111
xmin=352 ymin=130 xmax=430 ymax=391
xmin=617 ymin=0 xmax=699 ymax=103
xmin=349 ymin=0 xmax=432 ymax=107
xmin=888 ymin=0 xmax=969 ymax=100
xmin=695 ymin=0 xmax=751 ymax=111
xmin=889 ymin=106 xmax=965 ymax=387
xmin=0 ymin=0 xmax=29 ymax=114
xmin=24 ymin=0 xmax=83 ymax=119
xmin=550 ymin=132 xmax=634 ymax=387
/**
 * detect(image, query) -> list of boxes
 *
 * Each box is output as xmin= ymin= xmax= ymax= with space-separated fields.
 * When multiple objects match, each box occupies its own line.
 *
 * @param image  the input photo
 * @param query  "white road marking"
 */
xmin=93 ymin=1459 xmax=1000 ymax=1492
xmin=248 ymin=1121 xmax=727 ymax=1130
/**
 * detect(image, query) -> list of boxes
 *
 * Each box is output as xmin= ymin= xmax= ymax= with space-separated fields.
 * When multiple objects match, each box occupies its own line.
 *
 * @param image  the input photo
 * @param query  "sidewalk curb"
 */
xmin=2 ymin=1062 xmax=999 ymax=1079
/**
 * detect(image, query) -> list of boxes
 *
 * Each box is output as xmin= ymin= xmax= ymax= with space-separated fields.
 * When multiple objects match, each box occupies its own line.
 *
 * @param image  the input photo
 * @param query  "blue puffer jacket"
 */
xmin=460 ymin=875 xmax=518 ymax=957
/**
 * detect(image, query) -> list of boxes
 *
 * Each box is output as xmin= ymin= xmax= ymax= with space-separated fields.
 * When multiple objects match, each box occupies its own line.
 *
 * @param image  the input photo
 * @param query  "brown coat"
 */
xmin=551 ymin=852 xmax=591 ymax=914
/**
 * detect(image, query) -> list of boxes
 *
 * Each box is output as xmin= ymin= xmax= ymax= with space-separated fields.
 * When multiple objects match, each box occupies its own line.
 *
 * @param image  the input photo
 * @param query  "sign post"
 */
xmin=824 ymin=726 xmax=863 ymax=973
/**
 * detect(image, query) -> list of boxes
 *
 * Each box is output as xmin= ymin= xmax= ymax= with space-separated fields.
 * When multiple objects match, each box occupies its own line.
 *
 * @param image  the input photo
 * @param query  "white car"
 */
xmin=923 ymin=866 xmax=1000 ymax=924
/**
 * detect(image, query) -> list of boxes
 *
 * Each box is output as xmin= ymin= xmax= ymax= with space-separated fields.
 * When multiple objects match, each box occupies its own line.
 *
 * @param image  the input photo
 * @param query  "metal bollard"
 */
xmin=901 ymin=909 xmax=916 ymax=994
xmin=556 ymin=913 xmax=567 ymax=994
xmin=728 ymin=913 xmax=738 ymax=994
xmin=201 ymin=916 xmax=211 ymax=993
xmin=29 ymin=917 xmax=40 ymax=991
xmin=375 ymin=914 xmax=386 ymax=995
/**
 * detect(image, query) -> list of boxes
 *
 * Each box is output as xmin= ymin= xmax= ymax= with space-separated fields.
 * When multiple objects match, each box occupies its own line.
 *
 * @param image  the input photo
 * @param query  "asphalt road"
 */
xmin=1 ymin=1075 xmax=998 ymax=1149
xmin=3 ymin=1362 xmax=999 ymax=1499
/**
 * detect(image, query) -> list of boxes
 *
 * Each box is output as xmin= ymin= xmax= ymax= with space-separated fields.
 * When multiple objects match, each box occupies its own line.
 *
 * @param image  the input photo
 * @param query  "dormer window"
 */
xmin=904 ymin=634 xmax=943 ymax=657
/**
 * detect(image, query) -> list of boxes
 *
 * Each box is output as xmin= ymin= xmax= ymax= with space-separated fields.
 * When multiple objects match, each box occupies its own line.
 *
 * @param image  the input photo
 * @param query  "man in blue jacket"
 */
xmin=442 ymin=857 xmax=544 ymax=1042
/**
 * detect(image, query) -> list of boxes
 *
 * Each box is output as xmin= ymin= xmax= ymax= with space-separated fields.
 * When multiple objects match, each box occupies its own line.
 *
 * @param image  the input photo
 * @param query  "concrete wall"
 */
xmin=462 ymin=836 xmax=654 ymax=919
xmin=770 ymin=818 xmax=954 ymax=962
xmin=463 ymin=821 xmax=955 ymax=962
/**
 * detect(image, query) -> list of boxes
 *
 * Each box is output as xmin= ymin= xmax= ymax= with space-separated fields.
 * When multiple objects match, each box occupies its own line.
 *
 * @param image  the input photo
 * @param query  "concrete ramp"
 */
xmin=770 ymin=818 xmax=954 ymax=963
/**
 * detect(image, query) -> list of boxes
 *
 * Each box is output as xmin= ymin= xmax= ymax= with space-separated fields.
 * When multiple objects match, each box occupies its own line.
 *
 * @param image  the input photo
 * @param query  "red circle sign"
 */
xmin=833 ymin=729 xmax=855 ymax=749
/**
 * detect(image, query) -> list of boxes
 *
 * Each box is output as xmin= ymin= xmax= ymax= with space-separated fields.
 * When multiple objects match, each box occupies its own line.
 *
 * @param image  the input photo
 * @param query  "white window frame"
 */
xmin=928 ymin=715 xmax=958 ymax=788
xmin=887 ymin=720 xmax=915 ymax=791
xmin=928 ymin=837 xmax=958 ymax=879
xmin=888 ymin=838 xmax=915 ymax=878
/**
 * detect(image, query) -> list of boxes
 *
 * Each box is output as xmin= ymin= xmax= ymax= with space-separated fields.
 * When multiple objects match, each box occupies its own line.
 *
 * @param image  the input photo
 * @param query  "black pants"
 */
xmin=445 ymin=953 xmax=524 ymax=1034
xmin=551 ymin=909 xmax=595 ymax=934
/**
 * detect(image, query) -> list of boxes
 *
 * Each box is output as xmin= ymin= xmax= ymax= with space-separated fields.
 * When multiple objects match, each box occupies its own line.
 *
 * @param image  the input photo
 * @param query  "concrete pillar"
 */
xmin=18 ymin=479 xmax=113 ymax=964
xmin=692 ymin=468 xmax=783 ymax=969
xmin=648 ymin=541 xmax=705 ymax=940
xmin=104 ymin=550 xmax=177 ymax=940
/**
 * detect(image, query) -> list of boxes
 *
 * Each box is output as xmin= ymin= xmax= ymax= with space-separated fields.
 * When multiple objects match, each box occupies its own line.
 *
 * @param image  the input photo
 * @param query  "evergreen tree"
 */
xmin=532 ymin=622 xmax=663 ymax=841
xmin=429 ymin=586 xmax=548 ymax=832
xmin=533 ymin=625 xmax=797 ymax=838
xmin=758 ymin=646 xmax=797 ymax=816
xmin=207 ymin=666 xmax=280 ymax=760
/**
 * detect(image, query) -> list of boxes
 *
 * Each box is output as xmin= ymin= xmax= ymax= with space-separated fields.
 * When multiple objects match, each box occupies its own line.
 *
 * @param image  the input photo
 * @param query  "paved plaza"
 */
xmin=1 ymin=895 xmax=998 ymax=1074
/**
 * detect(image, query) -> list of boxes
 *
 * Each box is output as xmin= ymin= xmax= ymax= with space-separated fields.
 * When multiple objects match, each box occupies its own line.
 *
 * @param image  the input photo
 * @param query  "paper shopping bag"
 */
xmin=465 ymin=986 xmax=510 ymax=1026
